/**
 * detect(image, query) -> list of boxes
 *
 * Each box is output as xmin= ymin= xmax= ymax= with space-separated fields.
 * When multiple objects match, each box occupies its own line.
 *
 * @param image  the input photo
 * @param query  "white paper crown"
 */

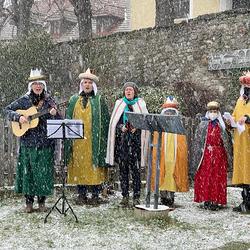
xmin=28 ymin=68 xmax=46 ymax=81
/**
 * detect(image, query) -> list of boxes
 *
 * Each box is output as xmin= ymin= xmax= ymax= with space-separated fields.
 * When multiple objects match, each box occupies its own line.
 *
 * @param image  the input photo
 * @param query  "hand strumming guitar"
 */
xmin=19 ymin=116 xmax=28 ymax=124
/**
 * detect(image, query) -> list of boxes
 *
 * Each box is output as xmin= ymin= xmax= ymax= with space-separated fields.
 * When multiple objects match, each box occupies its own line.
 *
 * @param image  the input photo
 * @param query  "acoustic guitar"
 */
xmin=12 ymin=102 xmax=67 ymax=137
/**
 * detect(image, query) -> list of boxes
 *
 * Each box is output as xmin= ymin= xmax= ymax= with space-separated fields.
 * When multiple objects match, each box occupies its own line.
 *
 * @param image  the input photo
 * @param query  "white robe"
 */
xmin=106 ymin=98 xmax=149 ymax=167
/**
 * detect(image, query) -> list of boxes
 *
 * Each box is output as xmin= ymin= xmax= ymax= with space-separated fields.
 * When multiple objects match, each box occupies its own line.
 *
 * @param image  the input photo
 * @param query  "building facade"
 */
xmin=130 ymin=0 xmax=237 ymax=30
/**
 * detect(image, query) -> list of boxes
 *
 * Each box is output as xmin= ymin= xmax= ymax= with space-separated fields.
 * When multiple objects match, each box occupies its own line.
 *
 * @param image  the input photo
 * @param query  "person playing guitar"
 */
xmin=4 ymin=68 xmax=60 ymax=213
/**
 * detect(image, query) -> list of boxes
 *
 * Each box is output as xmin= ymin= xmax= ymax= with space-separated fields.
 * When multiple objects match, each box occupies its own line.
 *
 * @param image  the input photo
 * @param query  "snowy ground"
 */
xmin=0 ymin=187 xmax=250 ymax=250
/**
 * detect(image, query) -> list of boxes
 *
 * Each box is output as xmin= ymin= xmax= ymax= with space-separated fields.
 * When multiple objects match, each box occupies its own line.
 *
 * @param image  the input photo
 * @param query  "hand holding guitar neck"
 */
xmin=49 ymin=108 xmax=57 ymax=116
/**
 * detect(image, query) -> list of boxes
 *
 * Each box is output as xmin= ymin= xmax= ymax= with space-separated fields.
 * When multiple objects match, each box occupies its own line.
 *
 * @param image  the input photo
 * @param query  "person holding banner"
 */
xmin=66 ymin=68 xmax=110 ymax=205
xmin=4 ymin=68 xmax=59 ymax=213
xmin=106 ymin=82 xmax=148 ymax=207
xmin=150 ymin=96 xmax=189 ymax=207
xmin=192 ymin=101 xmax=232 ymax=211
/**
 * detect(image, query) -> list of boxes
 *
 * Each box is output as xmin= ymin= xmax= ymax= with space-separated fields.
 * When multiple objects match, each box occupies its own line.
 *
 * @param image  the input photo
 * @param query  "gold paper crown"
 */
xmin=28 ymin=68 xmax=46 ymax=81
xmin=207 ymin=101 xmax=220 ymax=110
xmin=79 ymin=68 xmax=99 ymax=83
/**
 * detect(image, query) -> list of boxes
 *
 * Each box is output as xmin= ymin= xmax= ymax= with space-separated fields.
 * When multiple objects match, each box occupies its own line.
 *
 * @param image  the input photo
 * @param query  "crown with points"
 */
xmin=162 ymin=96 xmax=179 ymax=109
xmin=79 ymin=68 xmax=99 ymax=83
xmin=28 ymin=68 xmax=46 ymax=81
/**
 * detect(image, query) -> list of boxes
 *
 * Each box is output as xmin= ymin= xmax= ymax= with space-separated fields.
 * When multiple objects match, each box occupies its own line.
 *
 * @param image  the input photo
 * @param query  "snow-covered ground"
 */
xmin=0 ymin=187 xmax=250 ymax=250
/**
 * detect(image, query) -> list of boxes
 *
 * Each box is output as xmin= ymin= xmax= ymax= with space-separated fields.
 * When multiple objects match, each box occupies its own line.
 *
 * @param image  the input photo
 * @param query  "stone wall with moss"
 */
xmin=0 ymin=9 xmax=249 ymax=116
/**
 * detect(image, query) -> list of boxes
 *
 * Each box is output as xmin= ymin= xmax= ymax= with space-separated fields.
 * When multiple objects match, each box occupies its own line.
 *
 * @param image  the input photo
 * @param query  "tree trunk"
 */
xmin=70 ymin=0 xmax=92 ymax=41
xmin=17 ymin=0 xmax=34 ymax=37
xmin=155 ymin=0 xmax=174 ymax=28
xmin=12 ymin=0 xmax=34 ymax=37
xmin=232 ymin=0 xmax=250 ymax=9
xmin=0 ymin=0 xmax=4 ymax=10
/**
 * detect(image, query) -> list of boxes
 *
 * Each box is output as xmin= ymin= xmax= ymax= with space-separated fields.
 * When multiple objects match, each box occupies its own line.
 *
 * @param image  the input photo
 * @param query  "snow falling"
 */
xmin=1 ymin=0 xmax=250 ymax=249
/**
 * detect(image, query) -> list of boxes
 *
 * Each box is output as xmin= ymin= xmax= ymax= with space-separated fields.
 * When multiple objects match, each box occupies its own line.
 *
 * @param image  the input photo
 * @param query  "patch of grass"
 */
xmin=133 ymin=243 xmax=146 ymax=250
xmin=64 ymin=203 xmax=194 ymax=237
xmin=45 ymin=239 xmax=55 ymax=248
xmin=212 ymin=241 xmax=250 ymax=250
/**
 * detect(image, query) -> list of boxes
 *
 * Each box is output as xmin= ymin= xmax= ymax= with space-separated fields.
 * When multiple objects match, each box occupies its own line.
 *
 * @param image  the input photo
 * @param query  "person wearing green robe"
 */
xmin=66 ymin=68 xmax=110 ymax=205
xmin=4 ymin=68 xmax=59 ymax=213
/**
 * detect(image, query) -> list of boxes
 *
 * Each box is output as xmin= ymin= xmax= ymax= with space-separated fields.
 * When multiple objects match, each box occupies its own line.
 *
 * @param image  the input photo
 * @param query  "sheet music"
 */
xmin=47 ymin=120 xmax=63 ymax=138
xmin=223 ymin=112 xmax=245 ymax=135
xmin=47 ymin=119 xmax=84 ymax=138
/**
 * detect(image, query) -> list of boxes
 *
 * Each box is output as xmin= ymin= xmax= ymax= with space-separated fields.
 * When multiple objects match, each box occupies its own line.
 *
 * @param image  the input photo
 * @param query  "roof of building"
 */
xmin=0 ymin=0 xmax=130 ymax=42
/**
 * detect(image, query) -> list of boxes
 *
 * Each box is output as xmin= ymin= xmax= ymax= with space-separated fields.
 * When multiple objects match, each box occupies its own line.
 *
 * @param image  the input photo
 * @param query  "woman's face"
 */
xmin=31 ymin=82 xmax=44 ymax=95
xmin=208 ymin=110 xmax=219 ymax=121
xmin=124 ymin=86 xmax=135 ymax=100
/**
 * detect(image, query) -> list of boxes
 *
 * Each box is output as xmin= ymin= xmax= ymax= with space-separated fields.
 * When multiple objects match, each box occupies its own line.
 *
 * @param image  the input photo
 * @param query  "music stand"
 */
xmin=126 ymin=112 xmax=186 ymax=211
xmin=44 ymin=119 xmax=84 ymax=223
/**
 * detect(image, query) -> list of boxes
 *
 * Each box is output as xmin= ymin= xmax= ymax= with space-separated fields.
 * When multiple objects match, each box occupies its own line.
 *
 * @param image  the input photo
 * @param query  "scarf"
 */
xmin=80 ymin=90 xmax=95 ymax=108
xmin=122 ymin=97 xmax=139 ymax=124
xmin=211 ymin=118 xmax=219 ymax=127
xmin=29 ymin=90 xmax=45 ymax=106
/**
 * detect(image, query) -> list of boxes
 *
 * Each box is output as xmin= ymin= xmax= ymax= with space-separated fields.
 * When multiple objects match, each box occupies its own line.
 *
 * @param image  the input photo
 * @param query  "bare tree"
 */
xmin=1 ymin=0 xmax=34 ymax=37
xmin=14 ymin=0 xmax=34 ymax=36
xmin=0 ymin=0 xmax=4 ymax=10
xmin=69 ymin=0 xmax=92 ymax=41
xmin=0 ymin=0 xmax=8 ymax=31
xmin=155 ymin=0 xmax=174 ymax=28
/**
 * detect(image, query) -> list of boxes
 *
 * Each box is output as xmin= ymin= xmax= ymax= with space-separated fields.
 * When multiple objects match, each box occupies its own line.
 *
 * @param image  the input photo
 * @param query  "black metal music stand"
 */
xmin=44 ymin=119 xmax=84 ymax=223
xmin=126 ymin=112 xmax=186 ymax=210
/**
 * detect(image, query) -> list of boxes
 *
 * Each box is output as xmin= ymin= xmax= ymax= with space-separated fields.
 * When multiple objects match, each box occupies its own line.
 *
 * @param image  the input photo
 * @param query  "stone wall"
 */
xmin=55 ymin=9 xmax=249 ymax=95
xmin=1 ymin=9 xmax=250 ymax=114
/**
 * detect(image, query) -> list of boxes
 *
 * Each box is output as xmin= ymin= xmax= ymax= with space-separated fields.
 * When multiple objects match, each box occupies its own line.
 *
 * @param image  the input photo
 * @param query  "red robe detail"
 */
xmin=194 ymin=122 xmax=228 ymax=205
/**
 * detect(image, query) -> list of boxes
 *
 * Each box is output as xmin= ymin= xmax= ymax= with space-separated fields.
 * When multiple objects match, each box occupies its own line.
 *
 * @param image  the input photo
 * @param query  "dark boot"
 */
xmin=233 ymin=186 xmax=250 ymax=213
xmin=76 ymin=185 xmax=88 ymax=205
xmin=120 ymin=196 xmax=129 ymax=207
xmin=233 ymin=203 xmax=248 ymax=212
xmin=88 ymin=186 xmax=106 ymax=205
xmin=203 ymin=201 xmax=211 ymax=210
xmin=132 ymin=196 xmax=140 ymax=207
xmin=161 ymin=191 xmax=175 ymax=206
xmin=76 ymin=194 xmax=88 ymax=205
xmin=25 ymin=195 xmax=34 ymax=213
xmin=38 ymin=196 xmax=47 ymax=212
xmin=25 ymin=203 xmax=33 ymax=213
xmin=38 ymin=202 xmax=48 ymax=212
xmin=209 ymin=202 xmax=219 ymax=211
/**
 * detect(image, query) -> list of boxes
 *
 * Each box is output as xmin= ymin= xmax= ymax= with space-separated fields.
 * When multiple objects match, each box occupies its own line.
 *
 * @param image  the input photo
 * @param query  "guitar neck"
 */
xmin=28 ymin=101 xmax=66 ymax=121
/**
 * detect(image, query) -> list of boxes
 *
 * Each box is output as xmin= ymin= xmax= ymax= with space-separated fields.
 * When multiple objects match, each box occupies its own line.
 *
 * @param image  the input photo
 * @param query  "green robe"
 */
xmin=16 ymin=146 xmax=54 ymax=196
xmin=65 ymin=94 xmax=110 ymax=168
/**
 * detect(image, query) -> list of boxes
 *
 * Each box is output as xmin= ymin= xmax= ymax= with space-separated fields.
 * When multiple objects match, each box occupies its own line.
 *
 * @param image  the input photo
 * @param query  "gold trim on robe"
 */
xmin=67 ymin=97 xmax=107 ymax=185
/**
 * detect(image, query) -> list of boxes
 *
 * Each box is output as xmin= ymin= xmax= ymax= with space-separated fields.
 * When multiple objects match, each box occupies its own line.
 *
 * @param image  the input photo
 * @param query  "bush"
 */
xmin=0 ymin=31 xmax=55 ymax=112
xmin=101 ymin=82 xmax=219 ymax=117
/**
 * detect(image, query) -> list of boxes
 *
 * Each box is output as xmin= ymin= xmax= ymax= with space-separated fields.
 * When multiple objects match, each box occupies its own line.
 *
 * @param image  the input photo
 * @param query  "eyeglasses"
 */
xmin=32 ymin=82 xmax=44 ymax=86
